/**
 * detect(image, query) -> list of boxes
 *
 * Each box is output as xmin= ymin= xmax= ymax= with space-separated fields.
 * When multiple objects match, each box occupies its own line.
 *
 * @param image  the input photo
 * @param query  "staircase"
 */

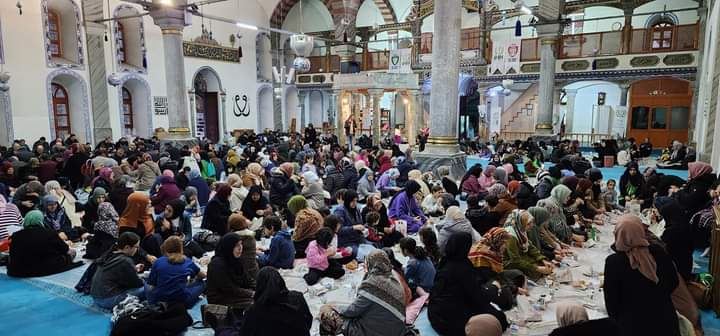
xmin=500 ymin=83 xmax=538 ymax=134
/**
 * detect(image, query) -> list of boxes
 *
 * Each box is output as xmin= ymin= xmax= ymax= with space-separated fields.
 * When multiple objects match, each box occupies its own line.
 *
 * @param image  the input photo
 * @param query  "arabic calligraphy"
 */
xmin=233 ymin=94 xmax=249 ymax=117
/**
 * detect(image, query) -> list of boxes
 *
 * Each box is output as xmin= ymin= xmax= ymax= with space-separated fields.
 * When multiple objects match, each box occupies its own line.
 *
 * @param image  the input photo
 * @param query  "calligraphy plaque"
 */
xmin=630 ymin=56 xmax=660 ymax=67
xmin=663 ymin=54 xmax=694 ymax=66
xmin=183 ymin=42 xmax=240 ymax=63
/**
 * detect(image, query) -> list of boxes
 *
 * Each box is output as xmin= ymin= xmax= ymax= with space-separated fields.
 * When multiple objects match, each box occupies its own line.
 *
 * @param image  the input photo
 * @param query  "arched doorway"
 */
xmin=257 ymin=85 xmax=273 ymax=131
xmin=627 ymin=77 xmax=691 ymax=147
xmin=193 ymin=68 xmax=222 ymax=142
xmin=47 ymin=69 xmax=91 ymax=142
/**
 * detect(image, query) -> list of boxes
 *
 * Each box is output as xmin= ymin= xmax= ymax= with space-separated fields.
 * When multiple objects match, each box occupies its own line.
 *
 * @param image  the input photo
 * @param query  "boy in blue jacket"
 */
xmin=257 ymin=216 xmax=295 ymax=269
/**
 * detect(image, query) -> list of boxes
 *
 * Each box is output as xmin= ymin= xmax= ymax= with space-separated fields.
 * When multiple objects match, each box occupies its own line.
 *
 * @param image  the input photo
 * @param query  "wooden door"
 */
xmin=204 ymin=93 xmax=219 ymax=143
xmin=627 ymin=78 xmax=691 ymax=147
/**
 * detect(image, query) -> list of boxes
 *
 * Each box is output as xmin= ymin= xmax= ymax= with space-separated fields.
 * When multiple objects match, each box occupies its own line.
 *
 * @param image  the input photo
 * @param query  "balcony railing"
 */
xmin=521 ymin=23 xmax=699 ymax=61
xmin=498 ymin=131 xmax=612 ymax=146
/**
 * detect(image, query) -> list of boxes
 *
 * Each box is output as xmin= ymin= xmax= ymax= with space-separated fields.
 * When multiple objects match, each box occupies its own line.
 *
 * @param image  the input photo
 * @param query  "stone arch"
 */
xmin=191 ymin=67 xmax=224 ymax=142
xmin=257 ymin=84 xmax=274 ymax=131
xmin=42 ymin=0 xmax=84 ymax=68
xmin=370 ymin=0 xmax=398 ymax=24
xmin=117 ymin=74 xmax=153 ymax=138
xmin=113 ymin=4 xmax=147 ymax=72
xmin=644 ymin=12 xmax=680 ymax=28
xmin=46 ymin=69 xmax=91 ymax=142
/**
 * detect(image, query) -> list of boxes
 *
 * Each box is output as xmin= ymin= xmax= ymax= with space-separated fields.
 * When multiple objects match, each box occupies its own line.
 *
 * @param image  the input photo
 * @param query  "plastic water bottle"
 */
xmin=510 ymin=324 xmax=521 ymax=335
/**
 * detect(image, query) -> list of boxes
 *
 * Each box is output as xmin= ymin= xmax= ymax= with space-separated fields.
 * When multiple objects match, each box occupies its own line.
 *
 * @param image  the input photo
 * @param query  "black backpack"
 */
xmin=111 ymin=302 xmax=193 ymax=336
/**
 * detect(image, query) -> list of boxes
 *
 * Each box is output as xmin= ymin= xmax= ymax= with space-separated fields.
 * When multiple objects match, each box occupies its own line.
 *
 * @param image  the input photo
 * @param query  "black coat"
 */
xmin=7 ymin=227 xmax=78 ymax=277
xmin=342 ymin=167 xmax=359 ymax=191
xmin=323 ymin=167 xmax=345 ymax=197
xmin=201 ymin=197 xmax=232 ymax=235
xmin=603 ymin=244 xmax=680 ymax=336
xmin=240 ymin=291 xmax=312 ymax=336
xmin=549 ymin=318 xmax=620 ymax=336
xmin=269 ymin=173 xmax=298 ymax=210
xmin=659 ymin=202 xmax=695 ymax=281
xmin=206 ymin=256 xmax=255 ymax=309
xmin=442 ymin=177 xmax=459 ymax=197
xmin=428 ymin=258 xmax=509 ymax=335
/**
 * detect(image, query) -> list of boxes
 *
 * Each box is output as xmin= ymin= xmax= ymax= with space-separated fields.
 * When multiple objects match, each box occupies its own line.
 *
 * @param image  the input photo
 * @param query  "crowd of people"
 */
xmin=0 ymin=128 xmax=714 ymax=336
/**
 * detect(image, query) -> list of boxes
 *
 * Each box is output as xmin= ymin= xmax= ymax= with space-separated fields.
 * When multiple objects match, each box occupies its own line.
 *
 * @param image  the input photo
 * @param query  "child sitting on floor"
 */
xmin=303 ymin=227 xmax=345 ymax=285
xmin=399 ymin=237 xmax=436 ymax=298
xmin=364 ymin=211 xmax=384 ymax=246
xmin=257 ymin=216 xmax=295 ymax=269
xmin=421 ymin=185 xmax=445 ymax=217
xmin=602 ymin=179 xmax=623 ymax=211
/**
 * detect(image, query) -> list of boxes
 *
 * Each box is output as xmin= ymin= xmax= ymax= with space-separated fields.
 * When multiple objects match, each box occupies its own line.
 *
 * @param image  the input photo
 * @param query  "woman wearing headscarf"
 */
xmin=388 ymin=180 xmax=427 ymax=234
xmin=91 ymin=167 xmax=114 ymax=195
xmin=288 ymin=195 xmax=324 ymax=258
xmin=244 ymin=162 xmax=267 ymax=190
xmin=7 ymin=210 xmax=82 ymax=277
xmin=537 ymin=185 xmax=575 ymax=244
xmin=677 ymin=161 xmax=715 ymax=218
xmin=486 ymin=183 xmax=517 ymax=226
xmin=241 ymin=267 xmax=313 ymax=336
xmin=225 ymin=149 xmax=242 ymax=174
xmin=227 ymin=214 xmax=259 ymax=287
xmin=45 ymin=180 xmax=81 ymax=228
xmin=13 ymin=180 xmax=45 ymax=217
xmin=375 ymin=168 xmax=401 ymax=198
xmin=549 ymin=303 xmax=620 ymax=336
xmin=460 ymin=164 xmax=487 ymax=200
xmin=241 ymin=185 xmax=272 ymax=220
xmin=201 ymin=184 xmax=233 ymax=236
xmin=429 ymin=232 xmax=509 ymax=336
xmin=436 ymin=206 xmax=481 ymax=252
xmin=269 ymin=162 xmax=300 ymax=215
xmin=409 ymin=169 xmax=430 ymax=199
xmin=603 ymin=214 xmax=680 ymax=336
xmin=356 ymin=168 xmax=379 ymax=203
xmin=493 ymin=167 xmax=508 ymax=186
xmin=654 ymin=197 xmax=694 ymax=281
xmin=84 ymin=202 xmax=120 ymax=259
xmin=377 ymin=150 xmax=393 ymax=174
xmin=503 ymin=209 xmax=554 ymax=280
xmin=465 ymin=315 xmax=504 ymax=336
xmin=181 ymin=186 xmax=200 ymax=216
xmin=527 ymin=206 xmax=565 ymax=260
xmin=319 ymin=250 xmax=408 ymax=336
xmin=619 ymin=162 xmax=644 ymax=207
xmin=479 ymin=165 xmax=496 ymax=189
xmin=301 ymin=171 xmax=326 ymax=210
xmin=79 ymin=187 xmax=107 ymax=232
xmin=362 ymin=194 xmax=403 ymax=247
xmin=227 ymin=173 xmax=248 ymax=213
xmin=206 ymin=233 xmax=256 ymax=311
xmin=468 ymin=227 xmax=525 ymax=310
xmin=0 ymin=193 xmax=23 ymax=241
xmin=42 ymin=194 xmax=81 ymax=241
xmin=154 ymin=198 xmax=192 ymax=244
xmin=187 ymin=169 xmax=210 ymax=207
xmin=150 ymin=175 xmax=182 ymax=215
xmin=333 ymin=190 xmax=365 ymax=256
xmin=119 ymin=192 xmax=156 ymax=257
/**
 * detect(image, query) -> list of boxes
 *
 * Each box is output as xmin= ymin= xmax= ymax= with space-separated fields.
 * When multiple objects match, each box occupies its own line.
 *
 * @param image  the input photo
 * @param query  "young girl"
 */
xmin=303 ymin=227 xmax=345 ymax=285
xmin=602 ymin=179 xmax=623 ymax=211
xmin=419 ymin=226 xmax=441 ymax=266
xmin=363 ymin=211 xmax=383 ymax=246
xmin=302 ymin=154 xmax=317 ymax=175
xmin=422 ymin=185 xmax=445 ymax=217
xmin=147 ymin=236 xmax=206 ymax=308
xmin=399 ymin=237 xmax=436 ymax=297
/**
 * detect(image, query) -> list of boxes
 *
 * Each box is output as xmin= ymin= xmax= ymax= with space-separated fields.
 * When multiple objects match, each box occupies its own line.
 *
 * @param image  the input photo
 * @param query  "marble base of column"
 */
xmin=414 ymin=149 xmax=467 ymax=182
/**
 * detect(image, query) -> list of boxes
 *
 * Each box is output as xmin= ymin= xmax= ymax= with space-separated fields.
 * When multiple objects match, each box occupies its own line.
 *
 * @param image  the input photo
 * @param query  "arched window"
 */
xmin=651 ymin=21 xmax=674 ymax=50
xmin=51 ymin=83 xmax=71 ymax=139
xmin=117 ymin=22 xmax=126 ymax=64
xmin=122 ymin=87 xmax=133 ymax=134
xmin=48 ymin=10 xmax=62 ymax=58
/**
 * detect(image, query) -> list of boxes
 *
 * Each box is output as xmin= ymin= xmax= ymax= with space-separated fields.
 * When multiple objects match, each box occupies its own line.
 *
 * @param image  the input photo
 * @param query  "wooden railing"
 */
xmin=498 ymin=132 xmax=612 ymax=146
xmin=521 ymin=23 xmax=699 ymax=61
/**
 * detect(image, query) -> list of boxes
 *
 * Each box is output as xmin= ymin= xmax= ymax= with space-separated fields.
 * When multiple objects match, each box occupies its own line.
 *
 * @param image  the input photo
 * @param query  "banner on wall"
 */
xmin=488 ymin=38 xmax=521 ymax=75
xmin=388 ymin=48 xmax=412 ymax=74
xmin=489 ymin=104 xmax=501 ymax=134
xmin=612 ymin=107 xmax=628 ymax=137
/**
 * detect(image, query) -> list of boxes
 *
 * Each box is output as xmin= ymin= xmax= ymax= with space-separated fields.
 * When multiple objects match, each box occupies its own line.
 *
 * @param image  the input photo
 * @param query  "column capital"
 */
xmin=150 ymin=2 xmax=188 ymax=32
xmin=618 ymin=82 xmax=631 ymax=90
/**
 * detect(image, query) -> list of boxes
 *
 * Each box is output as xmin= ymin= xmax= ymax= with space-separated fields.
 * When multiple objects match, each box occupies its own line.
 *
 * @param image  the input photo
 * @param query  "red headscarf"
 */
xmin=118 ymin=192 xmax=154 ymax=237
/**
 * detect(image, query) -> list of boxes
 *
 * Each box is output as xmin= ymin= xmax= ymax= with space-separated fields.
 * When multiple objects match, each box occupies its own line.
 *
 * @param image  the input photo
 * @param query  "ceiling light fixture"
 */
xmin=235 ymin=22 xmax=258 ymax=31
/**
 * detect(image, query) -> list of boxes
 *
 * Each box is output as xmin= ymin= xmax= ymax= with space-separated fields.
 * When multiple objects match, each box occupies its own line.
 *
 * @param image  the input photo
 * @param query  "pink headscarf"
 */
xmin=688 ymin=162 xmax=713 ymax=180
xmin=503 ymin=163 xmax=514 ymax=175
xmin=162 ymin=169 xmax=175 ymax=178
xmin=615 ymin=214 xmax=659 ymax=283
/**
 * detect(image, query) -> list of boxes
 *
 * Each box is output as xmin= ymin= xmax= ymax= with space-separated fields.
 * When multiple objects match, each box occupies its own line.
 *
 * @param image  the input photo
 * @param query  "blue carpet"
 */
xmin=0 ymin=275 xmax=110 ymax=336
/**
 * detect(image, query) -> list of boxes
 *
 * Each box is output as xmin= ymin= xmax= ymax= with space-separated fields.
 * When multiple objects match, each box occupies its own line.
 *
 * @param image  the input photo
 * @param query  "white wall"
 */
xmin=581 ymin=6 xmax=625 ymax=33
xmin=563 ymin=81 xmax=621 ymax=134
xmin=282 ymin=0 xmax=334 ymax=33
xmin=633 ymin=0 xmax=699 ymax=27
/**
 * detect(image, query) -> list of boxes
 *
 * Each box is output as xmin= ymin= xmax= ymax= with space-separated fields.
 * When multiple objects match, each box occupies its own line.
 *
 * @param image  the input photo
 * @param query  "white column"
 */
xmin=220 ymin=91 xmax=227 ymax=143
xmin=565 ymin=89 xmax=577 ymax=133
xmin=535 ymin=24 xmax=561 ymax=134
xmin=368 ymin=89 xmax=384 ymax=146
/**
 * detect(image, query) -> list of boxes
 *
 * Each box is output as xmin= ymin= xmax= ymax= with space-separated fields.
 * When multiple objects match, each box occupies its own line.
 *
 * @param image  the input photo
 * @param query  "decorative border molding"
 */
xmin=46 ymin=68 xmax=92 ymax=142
xmin=116 ymin=73 xmax=153 ymax=137
xmin=474 ymin=67 xmax=697 ymax=83
xmin=113 ymin=4 xmax=148 ymax=74
xmin=41 ymin=0 xmax=85 ymax=70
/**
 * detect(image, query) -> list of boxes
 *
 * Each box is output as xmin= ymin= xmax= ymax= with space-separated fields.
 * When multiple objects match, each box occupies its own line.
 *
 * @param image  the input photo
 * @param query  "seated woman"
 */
xmin=527 ymin=206 xmax=567 ymax=261
xmin=201 ymin=184 xmax=233 ymax=236
xmin=181 ymin=186 xmax=201 ymax=217
xmin=241 ymin=186 xmax=272 ymax=221
xmin=375 ymin=168 xmax=401 ymax=198
xmin=503 ymin=210 xmax=554 ymax=281
xmin=604 ymin=215 xmax=680 ymax=336
xmin=428 ymin=232 xmax=509 ymax=335
xmin=537 ymin=185 xmax=583 ymax=245
xmin=0 ymin=193 xmax=24 ymax=241
xmin=42 ymin=194 xmax=85 ymax=241
xmin=153 ymin=198 xmax=192 ymax=247
xmin=206 ymin=233 xmax=255 ymax=311
xmin=332 ymin=190 xmax=366 ymax=258
xmin=356 ymin=169 xmax=379 ymax=203
xmin=90 ymin=232 xmax=146 ymax=309
xmin=362 ymin=194 xmax=402 ymax=247
xmin=150 ymin=175 xmax=182 ymax=215
xmin=227 ymin=214 xmax=259 ymax=287
xmin=301 ymin=171 xmax=327 ymax=211
xmin=549 ymin=302 xmax=620 ymax=336
xmin=399 ymin=237 xmax=436 ymax=296
xmin=288 ymin=195 xmax=323 ymax=258
xmin=657 ymin=140 xmax=687 ymax=169
xmin=388 ymin=181 xmax=427 ymax=234
xmin=240 ymin=267 xmax=313 ymax=336
xmin=438 ymin=166 xmax=460 ymax=198
xmin=7 ymin=210 xmax=82 ymax=277
xmin=437 ymin=206 xmax=481 ymax=252
xmin=468 ymin=227 xmax=525 ymax=310
xmin=147 ymin=236 xmax=206 ymax=308
xmin=460 ymin=164 xmax=487 ymax=200
xmin=408 ymin=169 xmax=431 ymax=199
xmin=319 ymin=250 xmax=408 ymax=336
xmin=84 ymin=202 xmax=120 ymax=259
xmin=119 ymin=192 xmax=160 ymax=263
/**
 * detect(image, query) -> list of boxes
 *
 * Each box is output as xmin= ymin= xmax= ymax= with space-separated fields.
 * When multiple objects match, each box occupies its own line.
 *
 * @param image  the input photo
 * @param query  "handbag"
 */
xmin=201 ymin=304 xmax=229 ymax=329
xmin=687 ymin=273 xmax=713 ymax=309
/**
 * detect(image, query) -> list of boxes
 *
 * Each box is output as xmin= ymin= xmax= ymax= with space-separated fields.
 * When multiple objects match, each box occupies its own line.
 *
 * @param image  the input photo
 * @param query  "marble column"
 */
xmin=619 ymin=83 xmax=630 ymax=107
xmin=220 ymin=91 xmax=228 ymax=143
xmin=150 ymin=3 xmax=191 ymax=139
xmin=565 ymin=89 xmax=577 ymax=133
xmin=552 ymin=87 xmax=562 ymax=134
xmin=416 ymin=0 xmax=466 ymax=179
xmin=82 ymin=0 xmax=112 ymax=143
xmin=368 ymin=89 xmax=384 ymax=146
xmin=622 ymin=9 xmax=633 ymax=53
xmin=535 ymin=26 xmax=560 ymax=135
xmin=690 ymin=6 xmax=708 ymax=145
xmin=334 ymin=90 xmax=345 ymax=146
xmin=404 ymin=92 xmax=416 ymax=146
xmin=0 ymin=72 xmax=12 ymax=146
xmin=411 ymin=89 xmax=424 ymax=132
xmin=298 ymin=91 xmax=308 ymax=130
